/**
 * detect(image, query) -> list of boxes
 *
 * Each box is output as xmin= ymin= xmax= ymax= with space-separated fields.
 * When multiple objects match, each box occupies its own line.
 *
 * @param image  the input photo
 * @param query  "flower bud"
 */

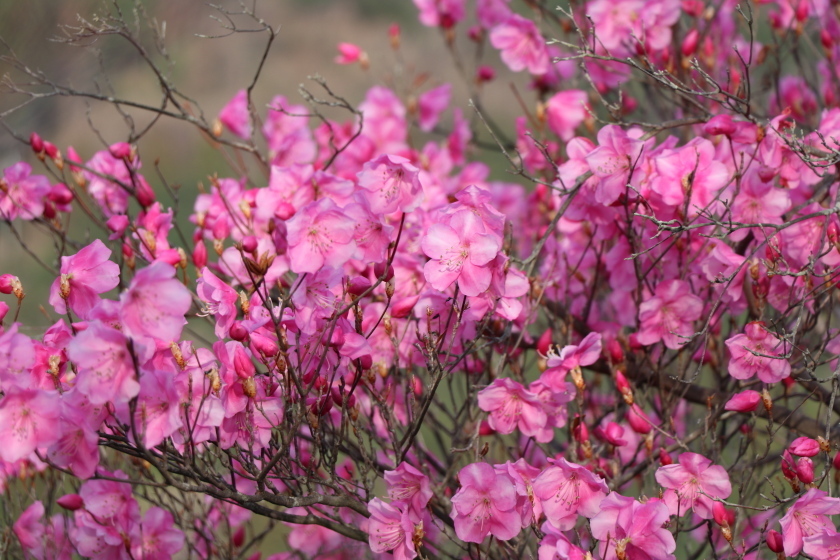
xmin=229 ymin=321 xmax=248 ymax=341
xmin=659 ymin=448 xmax=673 ymax=465
xmin=374 ymin=262 xmax=395 ymax=282
xmin=192 ymin=241 xmax=208 ymax=269
xmin=43 ymin=141 xmax=59 ymax=159
xmin=626 ymin=404 xmax=652 ymax=434
xmin=109 ymin=142 xmax=133 ymax=159
xmin=0 ymin=274 xmax=16 ymax=294
xmin=789 ymin=436 xmax=820 ymax=457
xmin=30 ymin=132 xmax=44 ymax=154
xmin=390 ymin=295 xmax=419 ymax=319
xmin=724 ymin=390 xmax=761 ymax=412
xmin=135 ymin=177 xmax=155 ymax=208
xmin=681 ymin=29 xmax=700 ymax=57
xmin=796 ymin=456 xmax=815 ymax=484
xmin=233 ymin=345 xmax=255 ymax=379
xmin=56 ymin=494 xmax=84 ymax=511
xmin=615 ymin=370 xmax=634 ymax=405
xmin=536 ymin=328 xmax=553 ymax=356
xmin=347 ymin=277 xmax=371 ymax=297
xmin=241 ymin=235 xmax=258 ymax=254
xmin=389 ymin=23 xmax=401 ymax=49
xmin=766 ymin=529 xmax=784 ymax=553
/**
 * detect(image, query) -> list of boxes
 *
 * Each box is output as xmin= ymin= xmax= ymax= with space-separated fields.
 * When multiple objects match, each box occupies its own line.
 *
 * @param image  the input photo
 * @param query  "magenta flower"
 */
xmin=286 ymin=198 xmax=357 ymax=274
xmin=655 ymin=452 xmax=732 ymax=519
xmin=489 ymin=14 xmax=550 ymax=74
xmin=532 ymin=457 xmax=609 ymax=530
xmin=120 ymin=261 xmax=191 ymax=343
xmin=67 ymin=322 xmax=140 ymax=405
xmin=417 ymin=83 xmax=452 ymax=132
xmin=367 ymin=498 xmax=419 ymax=560
xmin=384 ymin=462 xmax=433 ymax=515
xmin=477 ymin=378 xmax=549 ymax=441
xmin=356 ymin=154 xmax=424 ymax=215
xmin=636 ymin=280 xmax=703 ymax=350
xmin=649 ymin=138 xmax=729 ymax=210
xmin=591 ymin=493 xmax=677 ymax=560
xmin=422 ymin=215 xmax=501 ymax=297
xmin=0 ymin=388 xmax=60 ymax=463
xmin=450 ymin=462 xmax=522 ymax=542
xmin=725 ymin=321 xmax=791 ymax=383
xmin=218 ymin=89 xmax=251 ymax=139
xmin=545 ymin=90 xmax=589 ymax=141
xmin=0 ymin=162 xmax=50 ymax=220
xmin=779 ymin=489 xmax=840 ymax=556
xmin=49 ymin=239 xmax=120 ymax=318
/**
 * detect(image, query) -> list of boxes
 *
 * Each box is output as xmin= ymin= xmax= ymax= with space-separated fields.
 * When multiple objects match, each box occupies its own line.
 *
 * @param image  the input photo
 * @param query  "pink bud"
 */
xmin=536 ymin=328 xmax=553 ymax=356
xmin=43 ymin=201 xmax=56 ymax=219
xmin=250 ymin=332 xmax=278 ymax=357
xmin=43 ymin=141 xmax=59 ymax=159
xmin=724 ymin=390 xmax=761 ymax=412
xmin=390 ymin=295 xmax=419 ymax=319
xmin=157 ymin=248 xmax=182 ymax=267
xmin=594 ymin=422 xmax=627 ymax=446
xmin=766 ymin=235 xmax=783 ymax=262
xmin=766 ymin=530 xmax=784 ymax=553
xmin=573 ymin=416 xmax=589 ymax=443
xmin=233 ymin=346 xmax=255 ymax=380
xmin=335 ymin=42 xmax=362 ymax=65
xmin=29 ymin=132 xmax=44 ymax=153
xmin=681 ymin=0 xmax=704 ymax=16
xmin=781 ymin=450 xmax=797 ymax=479
xmin=834 ymin=451 xmax=840 ymax=470
xmin=479 ymin=420 xmax=495 ymax=436
xmin=106 ymin=215 xmax=130 ymax=237
xmin=122 ymin=243 xmax=133 ymax=260
xmin=212 ymin=219 xmax=230 ymax=241
xmin=712 ymin=502 xmax=729 ymax=527
xmin=274 ymin=202 xmax=296 ymax=220
xmin=347 ymin=277 xmax=372 ymax=297
xmin=66 ymin=146 xmax=83 ymax=172
xmin=135 ymin=177 xmax=155 ymax=208
xmin=241 ymin=235 xmax=258 ymax=254
xmin=192 ymin=241 xmax=208 ymax=269
xmin=476 ymin=65 xmax=495 ymax=83
xmin=681 ymin=29 xmax=700 ymax=57
xmin=0 ymin=274 xmax=18 ymax=294
xmin=109 ymin=142 xmax=132 ymax=159
xmin=358 ymin=354 xmax=373 ymax=370
xmin=659 ymin=448 xmax=673 ymax=465
xmin=48 ymin=183 xmax=74 ymax=205
xmin=821 ymin=29 xmax=833 ymax=50
xmin=56 ymin=494 xmax=84 ymax=511
xmin=374 ymin=262 xmax=395 ymax=282
xmin=606 ymin=338 xmax=624 ymax=364
xmin=703 ymin=114 xmax=736 ymax=136
xmin=232 ymin=526 xmax=246 ymax=548
xmin=229 ymin=322 xmax=249 ymax=341
xmin=626 ymin=404 xmax=652 ymax=434
xmin=468 ymin=25 xmax=483 ymax=42
xmin=795 ymin=0 xmax=809 ymax=21
xmin=789 ymin=436 xmax=821 ymax=457
xmin=796 ymin=456 xmax=815 ymax=484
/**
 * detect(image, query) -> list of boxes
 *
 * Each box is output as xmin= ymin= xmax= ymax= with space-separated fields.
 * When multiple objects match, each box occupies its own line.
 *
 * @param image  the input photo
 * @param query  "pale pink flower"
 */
xmin=779 ymin=489 xmax=840 ymax=556
xmin=67 ymin=322 xmax=140 ymax=405
xmin=0 ymin=162 xmax=50 ymax=220
xmin=649 ymin=138 xmax=729 ymax=211
xmin=286 ymin=198 xmax=357 ymax=274
xmin=219 ymin=89 xmax=251 ymax=139
xmin=13 ymin=501 xmax=45 ymax=551
xmin=545 ymin=90 xmax=589 ymax=141
xmin=585 ymin=124 xmax=646 ymax=205
xmin=489 ymin=14 xmax=549 ymax=74
xmin=417 ymin=83 xmax=451 ymax=132
xmin=49 ymin=239 xmax=120 ymax=318
xmin=131 ymin=507 xmax=185 ymax=560
xmin=538 ymin=522 xmax=587 ymax=560
xmin=804 ymin=531 xmax=840 ymax=560
xmin=384 ymin=463 xmax=433 ymax=515
xmin=532 ymin=457 xmax=609 ymax=530
xmin=196 ymin=268 xmax=239 ymax=339
xmin=0 ymin=388 xmax=60 ymax=463
xmin=477 ymin=0 xmax=512 ymax=28
xmin=729 ymin=168 xmax=791 ymax=241
xmin=136 ymin=369 xmax=184 ymax=448
xmin=422 ymin=216 xmax=501 ymax=296
xmin=725 ymin=321 xmax=791 ymax=383
xmin=450 ymin=462 xmax=522 ymax=542
xmin=655 ymin=452 xmax=732 ymax=519
xmin=120 ymin=261 xmax=191 ymax=343
xmin=477 ymin=378 xmax=549 ymax=441
xmin=84 ymin=147 xmax=136 ymax=217
xmin=367 ymin=498 xmax=419 ymax=560
xmin=636 ymin=280 xmax=703 ymax=349
xmin=591 ymin=494 xmax=676 ymax=560
xmin=356 ymin=153 xmax=424 ymax=214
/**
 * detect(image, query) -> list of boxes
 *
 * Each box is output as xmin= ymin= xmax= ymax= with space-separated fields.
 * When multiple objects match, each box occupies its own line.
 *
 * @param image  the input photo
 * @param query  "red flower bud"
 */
xmin=232 ymin=526 xmax=246 ymax=548
xmin=30 ymin=132 xmax=44 ymax=153
xmin=789 ymin=436 xmax=821 ymax=457
xmin=347 ymin=277 xmax=372 ymax=297
xmin=390 ymin=295 xmax=419 ymax=319
xmin=796 ymin=456 xmax=815 ymax=484
xmin=477 ymin=65 xmax=496 ymax=83
xmin=681 ymin=29 xmax=700 ymax=57
xmin=229 ymin=322 xmax=248 ymax=341
xmin=659 ymin=448 xmax=673 ymax=465
xmin=374 ymin=262 xmax=395 ymax=282
xmin=0 ymin=274 xmax=19 ymax=294
xmin=57 ymin=494 xmax=84 ymax=511
xmin=241 ymin=235 xmax=258 ymax=254
xmin=43 ymin=141 xmax=59 ymax=159
xmin=626 ymin=404 xmax=653 ymax=434
xmin=766 ymin=529 xmax=784 ymax=553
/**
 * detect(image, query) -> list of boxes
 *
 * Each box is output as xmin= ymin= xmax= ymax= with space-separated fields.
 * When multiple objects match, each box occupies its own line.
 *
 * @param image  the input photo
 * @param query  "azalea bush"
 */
xmin=3 ymin=0 xmax=840 ymax=558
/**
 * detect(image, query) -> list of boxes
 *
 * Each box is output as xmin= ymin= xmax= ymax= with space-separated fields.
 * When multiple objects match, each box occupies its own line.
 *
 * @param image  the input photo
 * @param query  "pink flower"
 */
xmin=729 ymin=169 xmax=791 ymax=241
xmin=120 ymin=261 xmax=191 ymax=343
xmin=0 ymin=162 xmax=50 ymax=220
xmin=591 ymin=494 xmax=677 ymax=560
xmin=196 ymin=268 xmax=239 ymax=339
xmin=335 ymin=42 xmax=363 ymax=65
xmin=477 ymin=378 xmax=549 ymax=441
xmin=422 ymin=215 xmax=501 ymax=296
xmin=136 ymin=369 xmax=184 ymax=448
xmin=489 ymin=14 xmax=549 ymax=74
xmin=262 ymin=96 xmax=316 ymax=167
xmin=131 ymin=507 xmax=185 ymax=560
xmin=413 ymin=0 xmax=466 ymax=28
xmin=779 ymin=489 xmax=840 ymax=556
xmin=723 ymin=390 xmax=761 ymax=412
xmin=532 ymin=458 xmax=609 ymax=529
xmin=417 ymin=83 xmax=451 ymax=132
xmin=67 ymin=322 xmax=140 ymax=405
xmin=450 ymin=462 xmax=522 ymax=542
xmin=0 ymin=388 xmax=60 ymax=463
xmin=725 ymin=321 xmax=791 ymax=383
xmin=804 ymin=531 xmax=840 ymax=560
xmin=649 ymin=138 xmax=729 ymax=211
xmin=49 ymin=239 xmax=120 ymax=318
xmin=542 ymin=332 xmax=602 ymax=389
xmin=545 ymin=90 xmax=589 ymax=141
xmin=538 ymin=522 xmax=587 ymax=560
xmin=789 ymin=436 xmax=821 ymax=457
xmin=636 ymin=280 xmax=703 ymax=349
xmin=219 ymin=89 xmax=251 ymax=139
xmin=356 ymin=154 xmax=424 ymax=215
xmin=13 ymin=501 xmax=45 ymax=551
xmin=286 ymin=198 xmax=357 ymax=274
xmin=367 ymin=498 xmax=419 ymax=560
xmin=655 ymin=452 xmax=732 ymax=519
xmin=384 ymin=463 xmax=433 ymax=514
xmin=585 ymin=124 xmax=646 ymax=205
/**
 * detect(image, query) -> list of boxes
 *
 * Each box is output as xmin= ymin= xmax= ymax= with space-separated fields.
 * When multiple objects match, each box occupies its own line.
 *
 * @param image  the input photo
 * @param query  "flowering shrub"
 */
xmin=3 ymin=0 xmax=840 ymax=558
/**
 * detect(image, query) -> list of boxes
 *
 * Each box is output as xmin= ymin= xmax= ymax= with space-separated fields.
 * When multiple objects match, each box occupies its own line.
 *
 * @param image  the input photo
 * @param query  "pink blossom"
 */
xmin=262 ymin=96 xmax=316 ymax=167
xmin=0 ymin=162 xmax=50 ymax=220
xmin=655 ymin=452 xmax=732 ymax=519
xmin=497 ymin=459 xmax=543 ymax=525
xmin=477 ymin=0 xmax=512 ymax=28
xmin=538 ymin=522 xmax=587 ymax=560
xmin=219 ymin=89 xmax=251 ymax=139
xmin=649 ymin=138 xmax=729 ymax=211
xmin=417 ymin=83 xmax=451 ymax=132
xmin=594 ymin=421 xmax=628 ymax=446
xmin=413 ymin=0 xmax=466 ymax=28
xmin=779 ymin=489 xmax=840 ymax=556
xmin=789 ymin=436 xmax=821 ymax=457
xmin=367 ymin=498 xmax=419 ymax=560
xmin=729 ymin=169 xmax=791 ymax=241
xmin=196 ymin=268 xmax=239 ymax=339
xmin=804 ymin=531 xmax=840 ymax=560
xmin=335 ymin=42 xmax=363 ymax=65
xmin=725 ymin=321 xmax=791 ymax=383
xmin=450 ymin=462 xmax=522 ymax=542
xmin=67 ymin=322 xmax=140 ymax=405
xmin=120 ymin=261 xmax=191 ymax=343
xmin=357 ymin=154 xmax=424 ymax=214
xmin=545 ymin=90 xmax=589 ymax=141
xmin=477 ymin=378 xmax=549 ymax=441
xmin=136 ymin=368 xmax=184 ymax=448
xmin=131 ymin=507 xmax=185 ymax=560
xmin=585 ymin=124 xmax=646 ymax=205
xmin=542 ymin=332 xmax=602 ymax=389
xmin=286 ymin=198 xmax=357 ymax=274
xmin=49 ymin=239 xmax=120 ymax=318
xmin=384 ymin=462 xmax=433 ymax=514
xmin=13 ymin=500 xmax=45 ymax=551
xmin=636 ymin=280 xmax=704 ymax=349
xmin=723 ymin=390 xmax=761 ymax=412
xmin=532 ymin=457 xmax=609 ymax=529
xmin=422 ymin=214 xmax=501 ymax=296
xmin=0 ymin=388 xmax=60 ymax=463
xmin=489 ymin=14 xmax=549 ymax=75
xmin=591 ymin=493 xmax=677 ymax=560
